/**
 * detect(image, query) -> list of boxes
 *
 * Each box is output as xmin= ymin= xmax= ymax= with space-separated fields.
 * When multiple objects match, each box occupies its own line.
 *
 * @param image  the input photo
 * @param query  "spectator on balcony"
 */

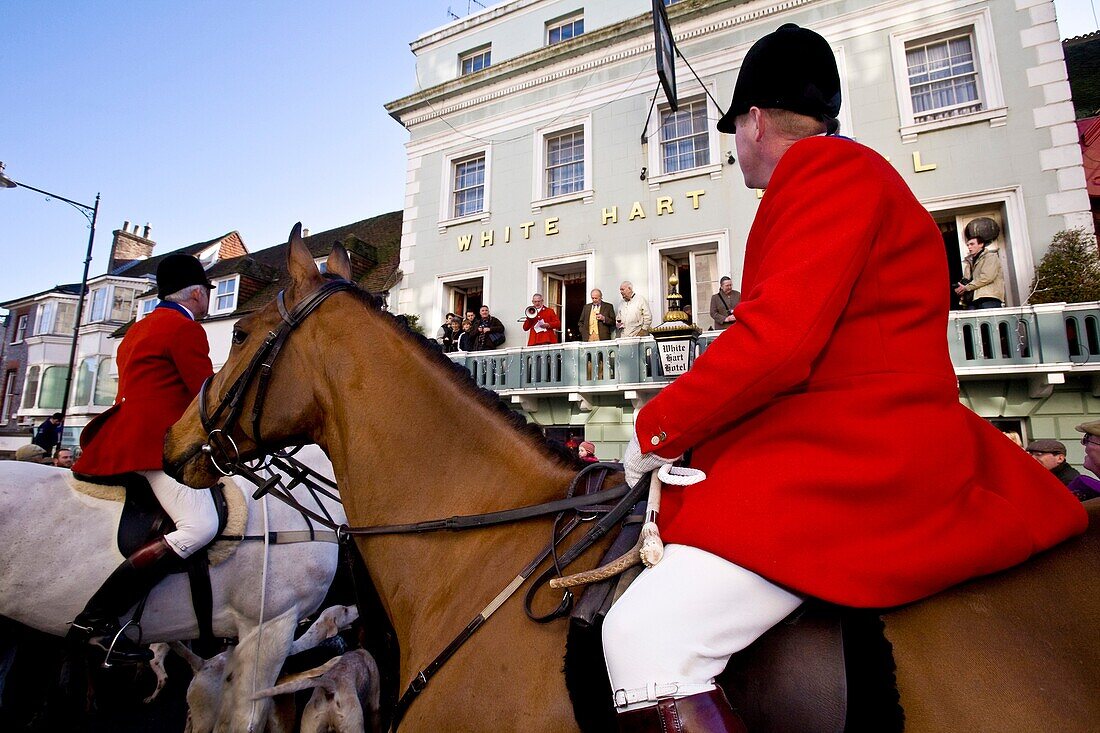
xmin=436 ymin=313 xmax=460 ymax=353
xmin=578 ymin=289 xmax=615 ymax=342
xmin=709 ymin=276 xmax=740 ymax=330
xmin=578 ymin=441 xmax=599 ymax=463
xmin=33 ymin=412 xmax=63 ymax=455
xmin=472 ymin=305 xmax=506 ymax=351
xmin=565 ymin=433 xmax=583 ymax=455
xmin=617 ymin=282 xmax=653 ymax=337
xmin=522 ymin=294 xmax=561 ymax=346
xmin=456 ymin=319 xmax=475 ymax=352
xmin=1070 ymin=420 xmax=1100 ymax=501
xmin=54 ymin=447 xmax=74 ymax=469
xmin=954 ymin=234 xmax=1004 ymax=309
xmin=1025 ymin=438 xmax=1082 ymax=488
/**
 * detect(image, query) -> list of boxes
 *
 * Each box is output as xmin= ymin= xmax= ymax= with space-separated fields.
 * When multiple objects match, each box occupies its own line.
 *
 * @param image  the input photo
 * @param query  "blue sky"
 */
xmin=1 ymin=0 xmax=1096 ymax=306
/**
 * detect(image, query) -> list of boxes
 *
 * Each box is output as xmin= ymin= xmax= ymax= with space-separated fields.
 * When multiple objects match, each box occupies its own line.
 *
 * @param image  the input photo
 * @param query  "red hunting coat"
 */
xmin=74 ymin=305 xmax=213 ymax=476
xmin=523 ymin=306 xmax=561 ymax=346
xmin=635 ymin=136 xmax=1087 ymax=608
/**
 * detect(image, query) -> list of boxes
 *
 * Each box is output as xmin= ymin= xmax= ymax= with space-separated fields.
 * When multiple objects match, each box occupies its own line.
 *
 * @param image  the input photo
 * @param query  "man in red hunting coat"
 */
xmin=522 ymin=293 xmax=561 ymax=346
xmin=69 ymin=254 xmax=218 ymax=662
xmin=604 ymin=24 xmax=1088 ymax=731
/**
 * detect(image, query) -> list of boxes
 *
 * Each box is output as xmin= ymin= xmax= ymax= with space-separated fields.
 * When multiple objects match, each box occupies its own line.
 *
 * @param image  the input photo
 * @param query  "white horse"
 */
xmin=0 ymin=444 xmax=344 ymax=731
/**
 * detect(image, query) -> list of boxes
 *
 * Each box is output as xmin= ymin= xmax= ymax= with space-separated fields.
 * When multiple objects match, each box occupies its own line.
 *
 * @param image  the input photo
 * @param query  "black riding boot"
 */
xmin=617 ymin=689 xmax=748 ymax=733
xmin=68 ymin=537 xmax=181 ymax=664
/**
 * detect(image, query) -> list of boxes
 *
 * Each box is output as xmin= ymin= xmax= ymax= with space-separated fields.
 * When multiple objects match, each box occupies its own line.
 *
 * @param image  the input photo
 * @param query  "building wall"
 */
xmin=387 ymin=0 xmax=1098 ymax=471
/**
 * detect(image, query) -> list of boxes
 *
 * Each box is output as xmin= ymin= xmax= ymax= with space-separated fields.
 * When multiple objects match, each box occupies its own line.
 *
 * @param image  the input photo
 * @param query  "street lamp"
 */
xmin=0 ymin=161 xmax=100 ymax=448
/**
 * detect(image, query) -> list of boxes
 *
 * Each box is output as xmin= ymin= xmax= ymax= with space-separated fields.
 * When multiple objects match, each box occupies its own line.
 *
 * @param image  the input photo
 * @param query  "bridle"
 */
xmin=183 ymin=275 xmax=642 ymax=731
xmin=197 ymin=278 xmax=356 ymax=477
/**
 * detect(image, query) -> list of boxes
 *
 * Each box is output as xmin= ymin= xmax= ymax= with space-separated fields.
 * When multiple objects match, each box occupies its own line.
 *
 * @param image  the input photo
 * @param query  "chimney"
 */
xmin=302 ymin=228 xmax=310 ymax=238
xmin=143 ymin=223 xmax=151 ymax=238
xmin=108 ymin=221 xmax=156 ymax=273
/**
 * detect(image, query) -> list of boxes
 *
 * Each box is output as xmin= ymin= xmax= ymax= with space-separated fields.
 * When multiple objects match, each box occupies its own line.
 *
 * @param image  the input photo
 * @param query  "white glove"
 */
xmin=622 ymin=432 xmax=679 ymax=488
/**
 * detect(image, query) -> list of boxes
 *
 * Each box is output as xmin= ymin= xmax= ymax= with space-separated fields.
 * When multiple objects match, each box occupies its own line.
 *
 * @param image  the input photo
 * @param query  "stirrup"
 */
xmin=101 ymin=618 xmax=148 ymax=668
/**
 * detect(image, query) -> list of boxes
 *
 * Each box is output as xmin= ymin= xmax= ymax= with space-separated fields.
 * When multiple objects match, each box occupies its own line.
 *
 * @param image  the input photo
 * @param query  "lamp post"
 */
xmin=0 ymin=162 xmax=100 ymax=448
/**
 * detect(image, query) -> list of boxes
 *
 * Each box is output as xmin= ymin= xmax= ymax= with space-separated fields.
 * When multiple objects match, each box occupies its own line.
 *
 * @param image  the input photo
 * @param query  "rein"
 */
xmin=188 ymin=278 xmax=643 ymax=730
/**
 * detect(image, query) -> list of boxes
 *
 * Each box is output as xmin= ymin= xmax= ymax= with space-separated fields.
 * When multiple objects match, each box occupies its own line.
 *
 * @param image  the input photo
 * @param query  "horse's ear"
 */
xmin=326 ymin=244 xmax=352 ymax=280
xmin=286 ymin=222 xmax=322 ymax=302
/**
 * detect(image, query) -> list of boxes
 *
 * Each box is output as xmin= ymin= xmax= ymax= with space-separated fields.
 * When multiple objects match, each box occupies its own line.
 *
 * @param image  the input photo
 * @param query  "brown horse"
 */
xmin=165 ymin=226 xmax=1099 ymax=732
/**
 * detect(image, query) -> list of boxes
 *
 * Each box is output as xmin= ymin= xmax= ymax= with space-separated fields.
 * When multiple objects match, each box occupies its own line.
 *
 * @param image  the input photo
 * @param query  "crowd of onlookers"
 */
xmin=436 ymin=278 xmax=743 ymax=352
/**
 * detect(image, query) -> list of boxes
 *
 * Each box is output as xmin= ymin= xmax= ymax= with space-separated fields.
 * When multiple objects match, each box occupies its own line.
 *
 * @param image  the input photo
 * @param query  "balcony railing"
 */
xmin=450 ymin=302 xmax=1100 ymax=394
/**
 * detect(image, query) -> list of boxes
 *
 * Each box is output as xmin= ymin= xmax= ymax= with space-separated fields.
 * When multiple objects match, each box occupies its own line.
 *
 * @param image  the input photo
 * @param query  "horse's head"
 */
xmin=164 ymin=223 xmax=353 ymax=488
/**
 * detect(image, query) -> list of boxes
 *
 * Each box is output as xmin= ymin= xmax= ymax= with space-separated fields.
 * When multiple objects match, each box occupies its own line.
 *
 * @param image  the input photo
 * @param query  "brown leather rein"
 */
xmin=189 ymin=278 xmax=642 ymax=731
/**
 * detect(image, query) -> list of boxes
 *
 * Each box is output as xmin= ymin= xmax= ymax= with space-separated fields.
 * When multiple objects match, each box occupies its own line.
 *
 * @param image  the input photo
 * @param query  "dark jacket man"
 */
xmin=577 ymin=289 xmax=616 ymax=341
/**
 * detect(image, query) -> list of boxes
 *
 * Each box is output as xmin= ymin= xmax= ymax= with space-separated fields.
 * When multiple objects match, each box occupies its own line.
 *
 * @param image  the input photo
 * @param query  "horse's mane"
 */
xmin=334 ymin=281 xmax=584 ymax=472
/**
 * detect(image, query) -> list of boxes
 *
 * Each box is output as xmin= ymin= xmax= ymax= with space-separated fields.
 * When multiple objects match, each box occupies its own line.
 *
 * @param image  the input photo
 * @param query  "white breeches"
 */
xmin=139 ymin=470 xmax=219 ymax=559
xmin=602 ymin=544 xmax=803 ymax=710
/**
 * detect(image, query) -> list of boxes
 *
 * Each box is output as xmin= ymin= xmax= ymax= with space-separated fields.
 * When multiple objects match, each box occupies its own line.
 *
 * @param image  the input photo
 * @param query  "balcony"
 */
xmin=448 ymin=302 xmax=1100 ymax=408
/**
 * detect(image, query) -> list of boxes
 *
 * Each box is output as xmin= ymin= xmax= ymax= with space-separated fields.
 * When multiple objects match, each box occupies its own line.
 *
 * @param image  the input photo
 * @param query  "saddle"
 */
xmin=564 ymin=511 xmax=903 ymax=733
xmin=70 ymin=471 xmax=231 ymax=653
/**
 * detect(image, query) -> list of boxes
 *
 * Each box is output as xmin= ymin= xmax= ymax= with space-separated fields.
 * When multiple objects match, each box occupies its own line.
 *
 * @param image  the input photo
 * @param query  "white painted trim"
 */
xmin=646 ymin=229 xmax=732 ymax=317
xmin=435 ymin=266 xmax=492 ymax=325
xmin=438 ymin=144 xmax=493 ymax=231
xmin=888 ymin=7 xmax=1005 ymax=141
xmin=209 ymin=275 xmax=241 ymax=316
xmin=645 ymin=86 xmax=723 ymax=187
xmin=920 ymin=186 xmax=1033 ymax=307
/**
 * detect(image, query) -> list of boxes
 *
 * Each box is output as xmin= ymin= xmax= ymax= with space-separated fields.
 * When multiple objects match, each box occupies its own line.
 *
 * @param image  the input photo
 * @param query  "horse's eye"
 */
xmin=232 ymin=329 xmax=247 ymax=344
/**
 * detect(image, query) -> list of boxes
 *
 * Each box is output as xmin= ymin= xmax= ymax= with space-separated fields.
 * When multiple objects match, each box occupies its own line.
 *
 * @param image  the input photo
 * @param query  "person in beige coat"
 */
xmin=955 ymin=237 xmax=1004 ymax=309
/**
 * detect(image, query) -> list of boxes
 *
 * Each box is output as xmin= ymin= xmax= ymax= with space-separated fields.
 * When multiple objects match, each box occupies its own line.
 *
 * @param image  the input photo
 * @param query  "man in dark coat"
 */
xmin=577 ymin=289 xmax=615 ymax=341
xmin=471 ymin=305 xmax=506 ymax=350
xmin=32 ymin=412 xmax=62 ymax=455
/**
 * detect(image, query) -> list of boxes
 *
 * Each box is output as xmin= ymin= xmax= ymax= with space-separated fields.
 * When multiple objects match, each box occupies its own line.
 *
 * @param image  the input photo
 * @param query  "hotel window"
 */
xmin=94 ymin=357 xmax=118 ymax=406
xmin=212 ymin=276 xmax=239 ymax=315
xmin=906 ymin=32 xmax=980 ymax=123
xmin=88 ymin=287 xmax=108 ymax=323
xmin=452 ymin=154 xmax=486 ymax=218
xmin=660 ymin=98 xmax=710 ymax=174
xmin=12 ymin=314 xmax=28 ymax=343
xmin=110 ymin=287 xmax=137 ymax=321
xmin=545 ymin=128 xmax=585 ymax=198
xmin=459 ymin=46 xmax=491 ymax=76
xmin=547 ymin=13 xmax=583 ymax=45
xmin=22 ymin=366 xmax=39 ymax=409
xmin=890 ymin=11 xmax=1004 ymax=138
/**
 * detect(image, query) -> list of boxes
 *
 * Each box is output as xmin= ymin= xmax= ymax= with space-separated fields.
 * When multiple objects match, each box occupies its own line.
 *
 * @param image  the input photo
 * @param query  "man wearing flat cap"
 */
xmin=68 ymin=253 xmax=219 ymax=662
xmin=1070 ymin=420 xmax=1100 ymax=501
xmin=607 ymin=23 xmax=1087 ymax=730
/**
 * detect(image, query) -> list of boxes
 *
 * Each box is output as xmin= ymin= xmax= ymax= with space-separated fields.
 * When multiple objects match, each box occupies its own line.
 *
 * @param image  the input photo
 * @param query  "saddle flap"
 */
xmin=719 ymin=601 xmax=847 ymax=733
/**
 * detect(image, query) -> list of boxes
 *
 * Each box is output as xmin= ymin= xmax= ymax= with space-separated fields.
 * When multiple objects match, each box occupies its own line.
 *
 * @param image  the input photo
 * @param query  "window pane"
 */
xmin=215 ymin=279 xmax=237 ymax=312
xmin=22 ymin=366 xmax=40 ymax=409
xmin=94 ymin=357 xmax=118 ymax=406
xmin=110 ymin=288 xmax=135 ymax=321
xmin=89 ymin=288 xmax=107 ymax=322
xmin=39 ymin=366 xmax=67 ymax=410
xmin=55 ymin=302 xmax=76 ymax=334
xmin=660 ymin=100 xmax=710 ymax=173
xmin=460 ymin=49 xmax=490 ymax=75
xmin=545 ymin=129 xmax=584 ymax=197
xmin=35 ymin=302 xmax=55 ymax=335
xmin=906 ymin=33 xmax=981 ymax=122
xmin=74 ymin=357 xmax=95 ymax=406
xmin=453 ymin=155 xmax=486 ymax=217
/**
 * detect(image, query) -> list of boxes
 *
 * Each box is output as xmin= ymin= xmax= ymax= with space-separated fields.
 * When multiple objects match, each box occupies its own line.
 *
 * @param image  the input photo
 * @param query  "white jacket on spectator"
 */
xmin=617 ymin=293 xmax=653 ymax=337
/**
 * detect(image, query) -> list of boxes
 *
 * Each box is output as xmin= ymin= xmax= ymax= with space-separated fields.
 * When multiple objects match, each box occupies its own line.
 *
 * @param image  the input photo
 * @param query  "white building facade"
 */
xmin=385 ymin=0 xmax=1099 ymax=463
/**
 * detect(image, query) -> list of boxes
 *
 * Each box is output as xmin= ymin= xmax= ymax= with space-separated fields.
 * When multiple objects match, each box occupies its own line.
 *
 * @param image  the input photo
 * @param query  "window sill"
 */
xmin=647 ymin=163 xmax=723 ymax=191
xmin=531 ymin=189 xmax=594 ymax=213
xmin=438 ymin=211 xmax=491 ymax=233
xmin=900 ymin=107 xmax=1007 ymax=143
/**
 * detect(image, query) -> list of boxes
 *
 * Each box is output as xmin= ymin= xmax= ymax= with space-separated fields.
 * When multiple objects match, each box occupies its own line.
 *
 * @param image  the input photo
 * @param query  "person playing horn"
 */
xmin=607 ymin=23 xmax=1087 ymax=731
xmin=522 ymin=293 xmax=561 ymax=346
xmin=68 ymin=254 xmax=220 ymax=663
